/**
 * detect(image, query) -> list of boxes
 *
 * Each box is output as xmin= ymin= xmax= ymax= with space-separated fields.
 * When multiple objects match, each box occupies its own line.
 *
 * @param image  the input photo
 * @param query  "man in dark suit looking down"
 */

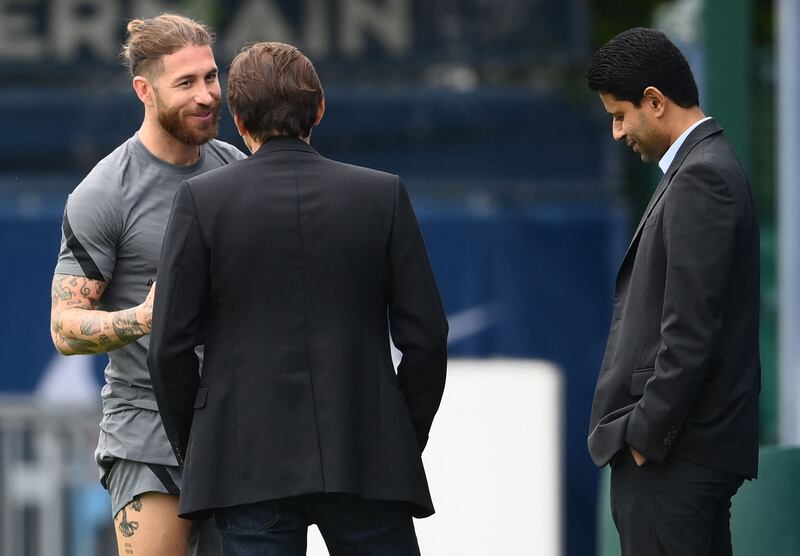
xmin=586 ymin=27 xmax=760 ymax=556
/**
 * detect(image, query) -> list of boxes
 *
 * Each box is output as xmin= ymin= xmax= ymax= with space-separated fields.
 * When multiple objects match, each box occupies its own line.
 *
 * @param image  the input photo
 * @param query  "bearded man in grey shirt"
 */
xmin=50 ymin=14 xmax=244 ymax=556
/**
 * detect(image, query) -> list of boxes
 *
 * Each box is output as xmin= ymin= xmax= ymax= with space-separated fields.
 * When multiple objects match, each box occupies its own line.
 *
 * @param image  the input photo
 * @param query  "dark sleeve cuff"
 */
xmin=624 ymin=413 xmax=679 ymax=464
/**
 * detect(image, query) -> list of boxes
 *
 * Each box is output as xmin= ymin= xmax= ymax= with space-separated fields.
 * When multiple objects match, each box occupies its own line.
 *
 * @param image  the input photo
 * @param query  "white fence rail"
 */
xmin=1 ymin=357 xmax=563 ymax=556
xmin=0 ymin=397 xmax=113 ymax=556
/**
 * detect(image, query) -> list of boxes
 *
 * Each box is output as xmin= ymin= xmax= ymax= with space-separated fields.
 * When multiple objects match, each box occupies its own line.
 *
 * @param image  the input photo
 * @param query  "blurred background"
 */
xmin=0 ymin=0 xmax=792 ymax=554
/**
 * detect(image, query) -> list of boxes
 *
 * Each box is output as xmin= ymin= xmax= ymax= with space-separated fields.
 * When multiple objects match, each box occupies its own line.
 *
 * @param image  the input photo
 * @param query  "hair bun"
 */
xmin=127 ymin=19 xmax=144 ymax=35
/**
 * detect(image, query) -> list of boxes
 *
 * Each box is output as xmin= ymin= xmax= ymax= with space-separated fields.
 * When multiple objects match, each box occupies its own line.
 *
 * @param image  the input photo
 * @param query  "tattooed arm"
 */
xmin=50 ymin=273 xmax=155 ymax=355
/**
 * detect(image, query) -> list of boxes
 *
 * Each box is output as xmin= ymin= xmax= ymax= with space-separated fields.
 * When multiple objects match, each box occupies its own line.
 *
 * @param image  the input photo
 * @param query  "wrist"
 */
xmin=134 ymin=304 xmax=152 ymax=335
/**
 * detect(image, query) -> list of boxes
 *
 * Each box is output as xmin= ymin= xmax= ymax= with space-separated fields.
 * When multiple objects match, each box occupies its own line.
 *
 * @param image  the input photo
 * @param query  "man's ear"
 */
xmin=233 ymin=114 xmax=256 ymax=153
xmin=233 ymin=113 xmax=248 ymax=137
xmin=642 ymin=86 xmax=666 ymax=117
xmin=132 ymin=76 xmax=155 ymax=107
xmin=313 ymin=97 xmax=325 ymax=127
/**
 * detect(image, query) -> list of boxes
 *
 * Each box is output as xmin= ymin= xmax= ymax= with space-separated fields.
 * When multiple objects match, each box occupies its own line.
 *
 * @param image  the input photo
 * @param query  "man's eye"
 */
xmin=206 ymin=73 xmax=218 ymax=81
xmin=613 ymin=115 xmax=623 ymax=122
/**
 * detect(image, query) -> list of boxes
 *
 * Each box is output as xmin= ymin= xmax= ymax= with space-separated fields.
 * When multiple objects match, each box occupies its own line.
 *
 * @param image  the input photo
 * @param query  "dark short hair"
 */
xmin=586 ymin=27 xmax=699 ymax=108
xmin=227 ymin=42 xmax=323 ymax=141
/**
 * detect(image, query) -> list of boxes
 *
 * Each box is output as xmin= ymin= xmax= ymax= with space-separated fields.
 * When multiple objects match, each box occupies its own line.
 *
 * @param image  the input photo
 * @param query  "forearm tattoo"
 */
xmin=112 ymin=312 xmax=147 ymax=343
xmin=51 ymin=274 xmax=149 ymax=355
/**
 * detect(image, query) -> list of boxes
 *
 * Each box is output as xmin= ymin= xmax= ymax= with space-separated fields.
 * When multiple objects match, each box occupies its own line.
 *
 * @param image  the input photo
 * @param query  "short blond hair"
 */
xmin=121 ymin=13 xmax=213 ymax=78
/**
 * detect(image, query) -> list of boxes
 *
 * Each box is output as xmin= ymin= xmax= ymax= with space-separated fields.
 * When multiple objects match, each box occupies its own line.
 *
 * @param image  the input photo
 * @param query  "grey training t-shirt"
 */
xmin=55 ymin=133 xmax=246 ymax=469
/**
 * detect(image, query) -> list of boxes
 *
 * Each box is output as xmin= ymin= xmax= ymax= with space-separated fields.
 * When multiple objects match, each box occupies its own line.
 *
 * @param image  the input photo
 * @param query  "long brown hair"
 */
xmin=121 ymin=14 xmax=214 ymax=78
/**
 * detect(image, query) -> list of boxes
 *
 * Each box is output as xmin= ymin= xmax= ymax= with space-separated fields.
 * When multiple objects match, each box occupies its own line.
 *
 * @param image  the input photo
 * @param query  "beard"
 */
xmin=155 ymin=92 xmax=221 ymax=146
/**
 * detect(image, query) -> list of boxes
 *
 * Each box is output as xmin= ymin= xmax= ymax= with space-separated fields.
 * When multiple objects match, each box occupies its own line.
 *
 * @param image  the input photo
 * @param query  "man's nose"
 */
xmin=612 ymin=122 xmax=624 ymax=142
xmin=194 ymin=84 xmax=214 ymax=105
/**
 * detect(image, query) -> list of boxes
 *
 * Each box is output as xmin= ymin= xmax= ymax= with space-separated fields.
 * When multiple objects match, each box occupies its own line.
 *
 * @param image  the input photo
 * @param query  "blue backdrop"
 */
xmin=0 ymin=88 xmax=626 ymax=556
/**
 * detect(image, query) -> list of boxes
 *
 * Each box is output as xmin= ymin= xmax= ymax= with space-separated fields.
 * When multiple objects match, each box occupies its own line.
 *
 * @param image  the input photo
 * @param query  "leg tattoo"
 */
xmin=118 ymin=506 xmax=139 ymax=537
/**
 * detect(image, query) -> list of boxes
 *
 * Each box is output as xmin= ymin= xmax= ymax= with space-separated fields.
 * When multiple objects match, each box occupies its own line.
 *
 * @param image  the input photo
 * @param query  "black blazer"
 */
xmin=148 ymin=137 xmax=448 ymax=519
xmin=588 ymin=119 xmax=760 ymax=478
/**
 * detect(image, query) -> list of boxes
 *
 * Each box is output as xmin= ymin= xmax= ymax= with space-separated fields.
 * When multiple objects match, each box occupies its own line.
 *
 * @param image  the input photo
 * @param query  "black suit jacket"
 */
xmin=588 ymin=119 xmax=760 ymax=478
xmin=148 ymin=137 xmax=448 ymax=518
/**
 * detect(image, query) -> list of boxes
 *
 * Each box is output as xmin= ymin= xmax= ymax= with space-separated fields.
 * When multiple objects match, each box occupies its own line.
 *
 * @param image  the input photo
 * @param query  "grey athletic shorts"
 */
xmin=103 ymin=458 xmax=182 ymax=518
xmin=103 ymin=458 xmax=221 ymax=555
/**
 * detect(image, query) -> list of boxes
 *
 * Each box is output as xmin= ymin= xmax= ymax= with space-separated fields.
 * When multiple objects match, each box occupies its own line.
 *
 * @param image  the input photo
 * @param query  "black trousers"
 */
xmin=214 ymin=493 xmax=420 ymax=556
xmin=610 ymin=449 xmax=744 ymax=556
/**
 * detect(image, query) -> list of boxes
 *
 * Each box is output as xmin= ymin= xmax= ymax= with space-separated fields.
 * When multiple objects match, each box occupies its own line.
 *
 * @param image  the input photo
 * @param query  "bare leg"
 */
xmin=114 ymin=492 xmax=191 ymax=556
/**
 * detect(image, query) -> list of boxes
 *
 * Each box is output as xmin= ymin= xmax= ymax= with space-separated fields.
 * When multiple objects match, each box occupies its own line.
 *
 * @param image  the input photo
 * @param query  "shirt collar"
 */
xmin=658 ymin=116 xmax=713 ymax=174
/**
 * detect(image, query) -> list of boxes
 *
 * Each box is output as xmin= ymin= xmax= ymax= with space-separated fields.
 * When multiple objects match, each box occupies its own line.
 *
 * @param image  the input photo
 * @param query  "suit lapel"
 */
xmin=626 ymin=171 xmax=670 ymax=252
xmin=618 ymin=119 xmax=724 ymax=266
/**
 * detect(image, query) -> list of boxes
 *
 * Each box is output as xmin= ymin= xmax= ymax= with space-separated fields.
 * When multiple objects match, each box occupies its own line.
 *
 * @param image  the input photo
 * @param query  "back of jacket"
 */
xmin=148 ymin=137 xmax=448 ymax=518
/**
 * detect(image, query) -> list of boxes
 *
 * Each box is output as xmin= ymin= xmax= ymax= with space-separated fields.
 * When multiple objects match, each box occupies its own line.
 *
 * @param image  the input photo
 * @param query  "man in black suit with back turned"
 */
xmin=147 ymin=41 xmax=448 ymax=555
xmin=586 ymin=28 xmax=760 ymax=555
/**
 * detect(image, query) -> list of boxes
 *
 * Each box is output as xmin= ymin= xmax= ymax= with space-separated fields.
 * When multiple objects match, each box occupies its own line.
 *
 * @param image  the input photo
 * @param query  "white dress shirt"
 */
xmin=658 ymin=116 xmax=713 ymax=174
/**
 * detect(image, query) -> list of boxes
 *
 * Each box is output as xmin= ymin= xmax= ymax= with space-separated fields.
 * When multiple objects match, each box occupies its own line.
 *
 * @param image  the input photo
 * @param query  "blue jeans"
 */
xmin=214 ymin=493 xmax=422 ymax=556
